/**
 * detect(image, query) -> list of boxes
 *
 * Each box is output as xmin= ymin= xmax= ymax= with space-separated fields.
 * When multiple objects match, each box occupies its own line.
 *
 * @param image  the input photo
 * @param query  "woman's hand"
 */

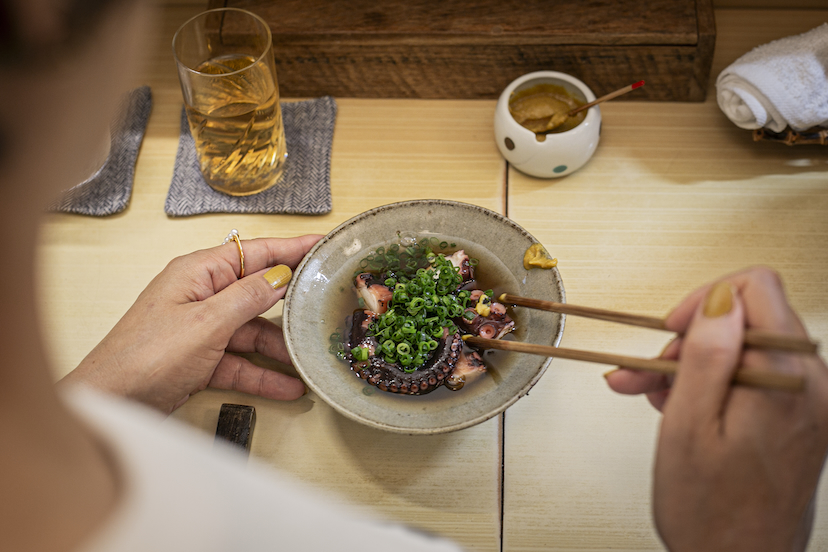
xmin=60 ymin=234 xmax=322 ymax=414
xmin=605 ymin=267 xmax=828 ymax=551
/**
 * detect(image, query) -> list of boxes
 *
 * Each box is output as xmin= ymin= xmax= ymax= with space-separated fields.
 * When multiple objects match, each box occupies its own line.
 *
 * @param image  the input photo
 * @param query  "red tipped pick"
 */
xmin=568 ymin=80 xmax=646 ymax=117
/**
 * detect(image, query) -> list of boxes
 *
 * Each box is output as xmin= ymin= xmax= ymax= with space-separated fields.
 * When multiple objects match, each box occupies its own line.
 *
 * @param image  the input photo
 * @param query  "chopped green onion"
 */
xmin=397 ymin=342 xmax=411 ymax=355
xmin=351 ymin=237 xmax=480 ymax=370
xmin=351 ymin=346 xmax=369 ymax=361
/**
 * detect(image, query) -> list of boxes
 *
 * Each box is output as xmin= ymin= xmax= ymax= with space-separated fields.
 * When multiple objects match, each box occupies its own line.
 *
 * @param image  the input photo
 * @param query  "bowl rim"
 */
xmin=283 ymin=199 xmax=566 ymax=434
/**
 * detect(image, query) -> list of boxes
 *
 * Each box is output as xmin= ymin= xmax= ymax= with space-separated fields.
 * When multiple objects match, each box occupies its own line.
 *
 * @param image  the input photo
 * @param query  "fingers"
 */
xmin=152 ymin=234 xmax=324 ymax=304
xmin=201 ymin=268 xmax=291 ymax=337
xmin=663 ymin=285 xmax=709 ymax=334
xmin=666 ymin=281 xmax=745 ymax=425
xmin=647 ymin=389 xmax=671 ymax=412
xmin=665 ymin=266 xmax=807 ymax=338
xmin=605 ymin=338 xmax=679 ymax=412
xmin=227 ymin=317 xmax=291 ymax=365
xmin=206 ymin=235 xmax=322 ymax=331
xmin=605 ymin=369 xmax=671 ymax=395
xmin=736 ymin=267 xmax=807 ymax=336
xmin=217 ymin=235 xmax=323 ymax=279
xmin=605 ymin=369 xmax=673 ymax=413
xmin=208 ymin=353 xmax=306 ymax=400
xmin=605 ymin=337 xmax=679 ymax=395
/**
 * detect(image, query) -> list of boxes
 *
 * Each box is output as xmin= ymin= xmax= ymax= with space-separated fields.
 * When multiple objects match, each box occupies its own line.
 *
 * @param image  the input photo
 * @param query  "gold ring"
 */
xmin=222 ymin=229 xmax=245 ymax=278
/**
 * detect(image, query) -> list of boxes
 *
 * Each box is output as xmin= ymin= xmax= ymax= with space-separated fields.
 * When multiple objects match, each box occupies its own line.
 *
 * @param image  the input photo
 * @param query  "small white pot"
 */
xmin=494 ymin=71 xmax=601 ymax=178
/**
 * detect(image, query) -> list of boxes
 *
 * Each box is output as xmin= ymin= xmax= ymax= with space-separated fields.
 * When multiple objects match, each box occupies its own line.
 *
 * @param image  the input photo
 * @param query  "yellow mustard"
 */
xmin=475 ymin=296 xmax=491 ymax=317
xmin=523 ymin=243 xmax=558 ymax=270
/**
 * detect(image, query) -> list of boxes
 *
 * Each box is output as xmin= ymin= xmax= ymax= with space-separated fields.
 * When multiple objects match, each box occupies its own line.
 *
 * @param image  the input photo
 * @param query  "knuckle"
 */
xmin=253 ymin=318 xmax=271 ymax=352
xmin=751 ymin=265 xmax=783 ymax=289
xmin=168 ymin=249 xmax=220 ymax=274
xmin=237 ymin=281 xmax=269 ymax=309
xmin=683 ymin=336 xmax=738 ymax=369
xmin=229 ymin=356 xmax=244 ymax=391
xmin=165 ymin=254 xmax=190 ymax=273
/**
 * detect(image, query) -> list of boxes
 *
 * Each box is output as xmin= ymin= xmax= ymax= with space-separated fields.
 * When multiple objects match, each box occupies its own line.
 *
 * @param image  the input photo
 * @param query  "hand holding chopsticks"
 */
xmin=463 ymin=291 xmax=819 ymax=392
xmin=632 ymin=270 xmax=828 ymax=549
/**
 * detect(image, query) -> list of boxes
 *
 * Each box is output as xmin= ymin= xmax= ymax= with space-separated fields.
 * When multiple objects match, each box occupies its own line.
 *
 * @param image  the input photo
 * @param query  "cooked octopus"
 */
xmin=342 ymin=247 xmax=514 ymax=395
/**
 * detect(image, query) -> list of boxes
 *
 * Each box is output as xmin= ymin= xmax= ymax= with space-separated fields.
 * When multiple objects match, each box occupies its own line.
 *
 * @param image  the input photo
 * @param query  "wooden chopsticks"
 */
xmin=463 ymin=293 xmax=819 ymax=393
xmin=499 ymin=293 xmax=819 ymax=354
xmin=462 ymin=336 xmax=805 ymax=392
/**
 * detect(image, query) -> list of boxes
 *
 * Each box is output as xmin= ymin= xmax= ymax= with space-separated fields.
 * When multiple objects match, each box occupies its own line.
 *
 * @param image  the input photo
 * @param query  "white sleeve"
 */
xmin=63 ymin=387 xmax=465 ymax=552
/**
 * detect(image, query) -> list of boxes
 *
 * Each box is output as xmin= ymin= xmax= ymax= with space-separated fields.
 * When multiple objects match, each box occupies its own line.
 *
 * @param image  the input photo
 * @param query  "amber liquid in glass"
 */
xmin=186 ymin=54 xmax=287 ymax=196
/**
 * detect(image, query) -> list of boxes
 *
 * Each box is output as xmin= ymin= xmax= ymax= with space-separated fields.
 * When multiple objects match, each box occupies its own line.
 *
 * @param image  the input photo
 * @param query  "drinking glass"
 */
xmin=173 ymin=8 xmax=287 ymax=196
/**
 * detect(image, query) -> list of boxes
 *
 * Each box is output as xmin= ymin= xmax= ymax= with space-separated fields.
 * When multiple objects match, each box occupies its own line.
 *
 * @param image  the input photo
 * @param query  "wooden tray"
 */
xmin=753 ymin=127 xmax=828 ymax=145
xmin=209 ymin=0 xmax=715 ymax=101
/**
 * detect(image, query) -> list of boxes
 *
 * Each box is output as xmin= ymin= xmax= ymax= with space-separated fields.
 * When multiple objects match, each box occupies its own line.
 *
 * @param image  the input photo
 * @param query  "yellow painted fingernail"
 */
xmin=263 ymin=265 xmax=292 ymax=290
xmin=603 ymin=368 xmax=619 ymax=379
xmin=703 ymin=281 xmax=734 ymax=318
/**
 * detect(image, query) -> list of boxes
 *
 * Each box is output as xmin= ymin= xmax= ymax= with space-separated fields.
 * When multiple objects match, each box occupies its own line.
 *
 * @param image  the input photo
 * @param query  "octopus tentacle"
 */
xmin=446 ymin=250 xmax=474 ymax=283
xmin=458 ymin=303 xmax=515 ymax=340
xmin=349 ymin=309 xmax=379 ymax=355
xmin=350 ymin=331 xmax=463 ymax=395
xmin=355 ymin=273 xmax=392 ymax=314
xmin=446 ymin=351 xmax=486 ymax=391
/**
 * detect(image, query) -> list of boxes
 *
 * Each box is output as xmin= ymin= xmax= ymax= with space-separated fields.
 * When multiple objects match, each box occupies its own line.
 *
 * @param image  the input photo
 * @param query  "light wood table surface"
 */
xmin=37 ymin=4 xmax=828 ymax=551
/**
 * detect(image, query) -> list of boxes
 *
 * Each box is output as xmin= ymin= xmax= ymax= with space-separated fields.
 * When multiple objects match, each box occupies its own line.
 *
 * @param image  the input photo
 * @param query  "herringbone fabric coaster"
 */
xmin=50 ymin=86 xmax=152 ymax=216
xmin=164 ymin=96 xmax=336 ymax=216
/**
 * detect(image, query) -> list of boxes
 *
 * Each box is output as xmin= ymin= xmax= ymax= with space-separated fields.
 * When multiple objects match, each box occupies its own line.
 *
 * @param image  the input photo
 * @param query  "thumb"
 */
xmin=203 ymin=265 xmax=293 ymax=332
xmin=666 ymin=281 xmax=744 ymax=426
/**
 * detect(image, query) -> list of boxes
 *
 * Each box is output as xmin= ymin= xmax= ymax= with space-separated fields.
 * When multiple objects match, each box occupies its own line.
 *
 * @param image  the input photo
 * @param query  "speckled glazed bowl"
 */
xmin=283 ymin=200 xmax=565 ymax=434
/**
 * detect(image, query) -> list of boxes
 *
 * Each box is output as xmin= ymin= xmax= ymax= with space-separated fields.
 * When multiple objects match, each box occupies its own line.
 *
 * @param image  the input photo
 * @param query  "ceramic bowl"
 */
xmin=494 ymin=71 xmax=601 ymax=178
xmin=283 ymin=200 xmax=565 ymax=434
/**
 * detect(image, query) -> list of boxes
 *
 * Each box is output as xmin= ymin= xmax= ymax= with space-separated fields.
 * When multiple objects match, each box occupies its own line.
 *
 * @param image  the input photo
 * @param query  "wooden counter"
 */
xmin=38 ymin=3 xmax=828 ymax=550
xmin=503 ymin=9 xmax=828 ymax=551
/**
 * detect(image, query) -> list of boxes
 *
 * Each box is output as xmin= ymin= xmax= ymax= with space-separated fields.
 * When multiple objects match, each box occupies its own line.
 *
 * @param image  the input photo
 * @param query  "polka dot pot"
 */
xmin=494 ymin=71 xmax=601 ymax=178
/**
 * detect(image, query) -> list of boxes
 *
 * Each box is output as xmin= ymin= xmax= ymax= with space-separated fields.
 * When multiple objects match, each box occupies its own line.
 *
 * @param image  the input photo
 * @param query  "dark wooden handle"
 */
xmin=215 ymin=404 xmax=256 ymax=455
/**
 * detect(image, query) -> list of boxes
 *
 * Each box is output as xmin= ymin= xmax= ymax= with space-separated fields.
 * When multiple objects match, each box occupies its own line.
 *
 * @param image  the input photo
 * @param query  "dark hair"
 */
xmin=0 ymin=0 xmax=130 ymax=65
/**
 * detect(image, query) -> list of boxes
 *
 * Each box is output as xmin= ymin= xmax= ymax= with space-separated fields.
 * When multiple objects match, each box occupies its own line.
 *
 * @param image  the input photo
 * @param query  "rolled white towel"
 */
xmin=716 ymin=23 xmax=828 ymax=132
